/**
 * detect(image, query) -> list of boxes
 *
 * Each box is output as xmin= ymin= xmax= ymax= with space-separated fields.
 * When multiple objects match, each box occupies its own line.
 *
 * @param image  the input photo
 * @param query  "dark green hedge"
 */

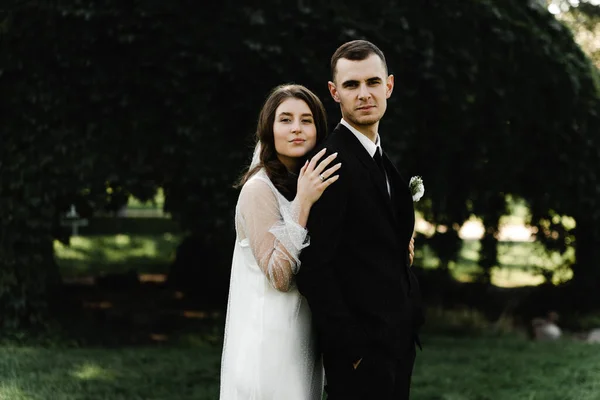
xmin=1 ymin=0 xmax=599 ymax=328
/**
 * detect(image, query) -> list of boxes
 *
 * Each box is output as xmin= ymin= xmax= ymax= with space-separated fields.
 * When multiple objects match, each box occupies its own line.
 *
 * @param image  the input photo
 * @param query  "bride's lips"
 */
xmin=290 ymin=139 xmax=306 ymax=144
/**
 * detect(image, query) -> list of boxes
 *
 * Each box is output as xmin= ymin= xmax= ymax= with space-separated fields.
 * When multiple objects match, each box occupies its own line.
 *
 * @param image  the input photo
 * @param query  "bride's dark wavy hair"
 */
xmin=236 ymin=84 xmax=328 ymax=196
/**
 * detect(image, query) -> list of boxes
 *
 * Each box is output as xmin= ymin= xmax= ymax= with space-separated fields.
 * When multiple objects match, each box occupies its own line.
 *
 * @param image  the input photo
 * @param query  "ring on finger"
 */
xmin=319 ymin=173 xmax=326 ymax=182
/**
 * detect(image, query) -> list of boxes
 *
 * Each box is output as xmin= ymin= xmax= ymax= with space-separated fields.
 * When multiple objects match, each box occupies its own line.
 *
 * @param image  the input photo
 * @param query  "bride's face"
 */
xmin=272 ymin=98 xmax=317 ymax=170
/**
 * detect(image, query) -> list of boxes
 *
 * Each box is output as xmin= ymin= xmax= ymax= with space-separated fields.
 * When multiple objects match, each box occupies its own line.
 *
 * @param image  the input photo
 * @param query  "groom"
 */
xmin=297 ymin=40 xmax=424 ymax=399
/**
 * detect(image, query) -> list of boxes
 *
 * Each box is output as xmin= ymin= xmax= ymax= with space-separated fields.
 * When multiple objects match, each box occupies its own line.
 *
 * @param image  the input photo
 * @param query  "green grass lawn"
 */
xmin=0 ymin=342 xmax=221 ymax=400
xmin=414 ymin=335 xmax=600 ymax=400
xmin=55 ymin=233 xmax=574 ymax=287
xmin=415 ymin=239 xmax=574 ymax=287
xmin=54 ymin=234 xmax=181 ymax=277
xmin=2 ymin=335 xmax=599 ymax=400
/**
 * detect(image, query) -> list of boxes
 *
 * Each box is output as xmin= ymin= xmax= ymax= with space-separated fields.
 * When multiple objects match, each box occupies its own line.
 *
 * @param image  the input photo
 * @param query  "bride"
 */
xmin=220 ymin=84 xmax=341 ymax=399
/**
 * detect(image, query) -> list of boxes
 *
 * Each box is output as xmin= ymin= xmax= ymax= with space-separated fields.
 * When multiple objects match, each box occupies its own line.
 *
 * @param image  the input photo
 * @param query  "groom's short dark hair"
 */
xmin=330 ymin=40 xmax=388 ymax=81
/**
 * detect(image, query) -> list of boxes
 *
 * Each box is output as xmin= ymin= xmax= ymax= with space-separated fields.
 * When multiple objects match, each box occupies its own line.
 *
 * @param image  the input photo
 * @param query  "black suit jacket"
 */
xmin=297 ymin=124 xmax=424 ymax=363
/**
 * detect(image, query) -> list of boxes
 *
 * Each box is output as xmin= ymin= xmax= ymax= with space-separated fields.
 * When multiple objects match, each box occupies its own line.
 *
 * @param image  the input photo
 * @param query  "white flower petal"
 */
xmin=409 ymin=176 xmax=425 ymax=202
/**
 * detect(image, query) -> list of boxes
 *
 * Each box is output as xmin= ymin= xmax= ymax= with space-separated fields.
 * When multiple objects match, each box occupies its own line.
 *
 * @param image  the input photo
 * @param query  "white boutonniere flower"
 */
xmin=409 ymin=176 xmax=424 ymax=202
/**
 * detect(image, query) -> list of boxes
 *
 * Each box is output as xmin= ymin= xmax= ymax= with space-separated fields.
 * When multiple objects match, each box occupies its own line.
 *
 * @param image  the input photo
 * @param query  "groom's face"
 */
xmin=328 ymin=54 xmax=394 ymax=128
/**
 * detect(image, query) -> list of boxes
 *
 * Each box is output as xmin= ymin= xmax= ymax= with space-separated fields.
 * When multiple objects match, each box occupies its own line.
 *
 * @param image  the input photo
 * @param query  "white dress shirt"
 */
xmin=340 ymin=118 xmax=390 ymax=195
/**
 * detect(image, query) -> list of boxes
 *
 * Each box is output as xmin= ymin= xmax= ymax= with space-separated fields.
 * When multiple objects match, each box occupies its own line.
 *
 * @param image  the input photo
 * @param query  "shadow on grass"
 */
xmin=48 ymin=277 xmax=227 ymax=349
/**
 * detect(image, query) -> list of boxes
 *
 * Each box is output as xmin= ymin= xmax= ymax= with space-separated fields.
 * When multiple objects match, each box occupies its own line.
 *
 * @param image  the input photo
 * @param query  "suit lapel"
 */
xmin=387 ymin=168 xmax=399 ymax=224
xmin=335 ymin=125 xmax=395 ymax=217
xmin=383 ymin=152 xmax=415 ymax=239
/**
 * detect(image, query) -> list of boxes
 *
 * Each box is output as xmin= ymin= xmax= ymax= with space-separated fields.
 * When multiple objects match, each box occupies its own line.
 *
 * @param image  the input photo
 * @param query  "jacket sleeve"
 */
xmin=296 ymin=151 xmax=370 ymax=362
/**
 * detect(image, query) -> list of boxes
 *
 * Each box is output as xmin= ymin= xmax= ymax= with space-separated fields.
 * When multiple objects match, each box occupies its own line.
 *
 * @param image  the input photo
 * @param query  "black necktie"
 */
xmin=373 ymin=149 xmax=386 ymax=180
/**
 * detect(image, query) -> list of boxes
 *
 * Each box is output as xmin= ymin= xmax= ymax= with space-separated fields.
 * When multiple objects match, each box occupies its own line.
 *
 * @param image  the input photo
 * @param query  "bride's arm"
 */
xmin=238 ymin=179 xmax=310 ymax=292
xmin=239 ymin=151 xmax=341 ymax=292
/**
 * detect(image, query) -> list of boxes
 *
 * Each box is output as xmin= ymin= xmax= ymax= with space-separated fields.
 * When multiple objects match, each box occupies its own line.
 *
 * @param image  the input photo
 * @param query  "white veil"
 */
xmin=250 ymin=142 xmax=261 ymax=169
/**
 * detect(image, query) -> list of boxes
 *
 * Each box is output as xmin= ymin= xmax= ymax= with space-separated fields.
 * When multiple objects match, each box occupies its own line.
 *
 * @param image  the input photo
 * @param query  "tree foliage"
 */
xmin=550 ymin=1 xmax=600 ymax=67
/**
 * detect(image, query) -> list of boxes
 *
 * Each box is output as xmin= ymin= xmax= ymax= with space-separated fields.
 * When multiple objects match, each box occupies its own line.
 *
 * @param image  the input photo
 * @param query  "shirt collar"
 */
xmin=340 ymin=118 xmax=381 ymax=157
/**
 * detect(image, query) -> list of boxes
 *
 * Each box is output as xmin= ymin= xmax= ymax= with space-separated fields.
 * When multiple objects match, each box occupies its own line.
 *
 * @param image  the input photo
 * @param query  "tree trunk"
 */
xmin=478 ymin=227 xmax=498 ymax=285
xmin=571 ymin=218 xmax=600 ymax=307
xmin=0 ymin=227 xmax=60 ymax=330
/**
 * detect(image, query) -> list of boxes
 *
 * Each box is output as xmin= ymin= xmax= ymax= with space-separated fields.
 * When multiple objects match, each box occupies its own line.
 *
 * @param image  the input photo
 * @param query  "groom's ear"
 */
xmin=328 ymin=81 xmax=340 ymax=103
xmin=386 ymin=74 xmax=394 ymax=99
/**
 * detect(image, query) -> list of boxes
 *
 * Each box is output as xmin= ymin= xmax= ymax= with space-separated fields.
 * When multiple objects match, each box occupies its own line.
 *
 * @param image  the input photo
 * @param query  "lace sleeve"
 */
xmin=238 ymin=178 xmax=309 ymax=292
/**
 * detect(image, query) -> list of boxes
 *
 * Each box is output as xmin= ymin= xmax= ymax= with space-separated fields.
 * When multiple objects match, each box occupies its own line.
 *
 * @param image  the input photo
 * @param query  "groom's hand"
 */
xmin=408 ymin=236 xmax=415 ymax=266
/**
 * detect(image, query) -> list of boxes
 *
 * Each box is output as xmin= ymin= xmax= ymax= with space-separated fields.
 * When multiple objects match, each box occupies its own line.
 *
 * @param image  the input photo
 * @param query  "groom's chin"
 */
xmin=357 ymin=115 xmax=382 ymax=126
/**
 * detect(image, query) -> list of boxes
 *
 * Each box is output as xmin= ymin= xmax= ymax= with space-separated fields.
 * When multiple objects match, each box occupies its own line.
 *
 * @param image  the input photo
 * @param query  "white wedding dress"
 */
xmin=219 ymin=168 xmax=324 ymax=400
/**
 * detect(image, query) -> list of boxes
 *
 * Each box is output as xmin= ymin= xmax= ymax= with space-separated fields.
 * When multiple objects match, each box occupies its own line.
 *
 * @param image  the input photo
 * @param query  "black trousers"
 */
xmin=323 ymin=343 xmax=417 ymax=400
